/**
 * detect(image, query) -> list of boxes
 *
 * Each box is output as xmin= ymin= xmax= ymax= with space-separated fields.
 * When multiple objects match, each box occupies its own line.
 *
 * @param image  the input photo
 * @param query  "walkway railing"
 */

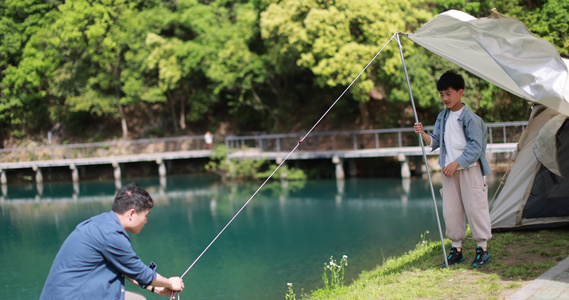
xmin=0 ymin=135 xmax=213 ymax=163
xmin=224 ymin=121 xmax=528 ymax=152
xmin=0 ymin=121 xmax=527 ymax=163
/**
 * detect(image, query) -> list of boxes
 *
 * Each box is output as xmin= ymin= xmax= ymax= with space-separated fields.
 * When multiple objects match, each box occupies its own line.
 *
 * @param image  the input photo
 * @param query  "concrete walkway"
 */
xmin=507 ymin=257 xmax=569 ymax=300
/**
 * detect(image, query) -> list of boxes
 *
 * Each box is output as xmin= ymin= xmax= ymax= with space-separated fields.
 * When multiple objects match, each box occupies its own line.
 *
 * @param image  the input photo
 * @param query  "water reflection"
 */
xmin=1 ymin=183 xmax=6 ymax=198
xmin=0 ymin=174 xmax=174 ymax=203
xmin=401 ymin=177 xmax=410 ymax=207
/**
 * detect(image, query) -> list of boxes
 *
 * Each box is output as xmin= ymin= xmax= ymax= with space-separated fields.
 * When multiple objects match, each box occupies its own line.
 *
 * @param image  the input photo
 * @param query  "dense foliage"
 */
xmin=1 ymin=0 xmax=567 ymax=147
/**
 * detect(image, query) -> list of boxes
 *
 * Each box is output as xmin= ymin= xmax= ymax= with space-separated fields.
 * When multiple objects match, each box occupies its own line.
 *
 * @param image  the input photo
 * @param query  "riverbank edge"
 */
xmin=298 ymin=227 xmax=569 ymax=299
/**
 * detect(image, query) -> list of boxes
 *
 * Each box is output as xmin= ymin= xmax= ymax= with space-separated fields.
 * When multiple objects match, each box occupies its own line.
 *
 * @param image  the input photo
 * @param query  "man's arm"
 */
xmin=104 ymin=232 xmax=184 ymax=296
xmin=151 ymin=273 xmax=184 ymax=292
xmin=127 ymin=275 xmax=184 ymax=296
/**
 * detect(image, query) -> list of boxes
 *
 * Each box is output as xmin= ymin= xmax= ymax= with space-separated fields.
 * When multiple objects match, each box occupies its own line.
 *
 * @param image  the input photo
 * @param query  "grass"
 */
xmin=294 ymin=226 xmax=569 ymax=300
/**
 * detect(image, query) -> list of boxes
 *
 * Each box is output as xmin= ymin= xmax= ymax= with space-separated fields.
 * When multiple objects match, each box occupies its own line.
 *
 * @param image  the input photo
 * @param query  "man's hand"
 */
xmin=168 ymin=277 xmax=184 ymax=292
xmin=443 ymin=161 xmax=460 ymax=177
xmin=150 ymin=274 xmax=185 ymax=298
xmin=153 ymin=286 xmax=174 ymax=296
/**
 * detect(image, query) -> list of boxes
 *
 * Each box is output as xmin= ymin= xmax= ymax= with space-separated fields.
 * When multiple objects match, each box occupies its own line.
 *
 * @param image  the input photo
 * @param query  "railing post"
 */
xmin=113 ymin=162 xmax=121 ymax=182
xmin=0 ymin=169 xmax=6 ymax=185
xmin=332 ymin=136 xmax=336 ymax=150
xmin=33 ymin=165 xmax=43 ymax=183
xmin=70 ymin=164 xmax=79 ymax=183
xmin=157 ymin=159 xmax=166 ymax=177
xmin=375 ymin=133 xmax=379 ymax=148
xmin=332 ymin=156 xmax=344 ymax=179
xmin=398 ymin=154 xmax=410 ymax=179
xmin=352 ymin=134 xmax=358 ymax=150
xmin=1 ymin=177 xmax=7 ymax=196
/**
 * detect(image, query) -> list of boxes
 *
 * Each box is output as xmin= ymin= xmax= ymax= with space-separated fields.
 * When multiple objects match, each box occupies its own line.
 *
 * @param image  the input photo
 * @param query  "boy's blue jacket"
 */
xmin=429 ymin=104 xmax=492 ymax=176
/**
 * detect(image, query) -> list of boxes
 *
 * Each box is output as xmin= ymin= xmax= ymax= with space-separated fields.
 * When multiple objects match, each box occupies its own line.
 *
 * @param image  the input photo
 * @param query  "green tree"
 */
xmin=0 ymin=0 xmax=63 ymax=144
xmin=131 ymin=0 xmax=271 ymax=133
xmin=48 ymin=0 xmax=154 ymax=139
xmin=2 ymin=0 xmax=164 ymax=142
xmin=260 ymin=0 xmax=434 ymax=128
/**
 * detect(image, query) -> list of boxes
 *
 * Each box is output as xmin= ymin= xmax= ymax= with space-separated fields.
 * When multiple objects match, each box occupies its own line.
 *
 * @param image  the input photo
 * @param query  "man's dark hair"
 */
xmin=112 ymin=182 xmax=154 ymax=214
xmin=437 ymin=70 xmax=465 ymax=91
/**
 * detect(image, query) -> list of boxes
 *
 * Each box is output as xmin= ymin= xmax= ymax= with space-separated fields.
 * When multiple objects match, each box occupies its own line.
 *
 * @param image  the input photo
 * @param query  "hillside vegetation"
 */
xmin=2 ymin=0 xmax=567 ymax=147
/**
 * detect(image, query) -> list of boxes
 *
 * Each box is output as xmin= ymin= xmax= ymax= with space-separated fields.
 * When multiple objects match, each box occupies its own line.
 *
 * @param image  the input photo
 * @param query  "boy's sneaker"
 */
xmin=472 ymin=247 xmax=491 ymax=268
xmin=442 ymin=247 xmax=465 ymax=267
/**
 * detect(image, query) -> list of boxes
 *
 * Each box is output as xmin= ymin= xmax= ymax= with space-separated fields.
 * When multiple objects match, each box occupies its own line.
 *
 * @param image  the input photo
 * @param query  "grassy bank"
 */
xmin=292 ymin=227 xmax=569 ymax=299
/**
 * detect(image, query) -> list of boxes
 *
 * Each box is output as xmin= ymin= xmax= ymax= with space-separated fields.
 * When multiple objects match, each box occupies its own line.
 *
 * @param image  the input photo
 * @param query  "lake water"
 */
xmin=0 ymin=173 xmax=503 ymax=299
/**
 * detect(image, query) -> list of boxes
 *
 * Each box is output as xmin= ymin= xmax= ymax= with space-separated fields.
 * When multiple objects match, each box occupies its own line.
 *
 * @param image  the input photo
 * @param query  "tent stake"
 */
xmin=395 ymin=32 xmax=449 ymax=268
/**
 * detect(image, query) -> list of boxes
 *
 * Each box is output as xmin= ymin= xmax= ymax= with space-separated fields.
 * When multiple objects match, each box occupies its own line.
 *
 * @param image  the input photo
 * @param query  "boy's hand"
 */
xmin=414 ymin=122 xmax=432 ymax=145
xmin=443 ymin=161 xmax=460 ymax=177
xmin=414 ymin=122 xmax=424 ymax=134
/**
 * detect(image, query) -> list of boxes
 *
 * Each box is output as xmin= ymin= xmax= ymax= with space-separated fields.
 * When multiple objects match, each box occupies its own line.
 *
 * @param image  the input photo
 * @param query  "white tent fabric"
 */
xmin=488 ymin=106 xmax=559 ymax=228
xmin=534 ymin=113 xmax=566 ymax=178
xmin=403 ymin=9 xmax=569 ymax=116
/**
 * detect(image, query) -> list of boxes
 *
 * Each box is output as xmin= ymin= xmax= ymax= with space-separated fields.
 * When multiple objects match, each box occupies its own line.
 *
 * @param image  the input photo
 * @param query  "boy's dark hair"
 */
xmin=112 ymin=182 xmax=154 ymax=214
xmin=437 ymin=70 xmax=465 ymax=91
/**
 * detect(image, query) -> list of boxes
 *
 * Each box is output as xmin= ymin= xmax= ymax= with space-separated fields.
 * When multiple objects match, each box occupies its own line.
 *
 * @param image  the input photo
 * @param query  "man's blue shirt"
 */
xmin=40 ymin=211 xmax=156 ymax=299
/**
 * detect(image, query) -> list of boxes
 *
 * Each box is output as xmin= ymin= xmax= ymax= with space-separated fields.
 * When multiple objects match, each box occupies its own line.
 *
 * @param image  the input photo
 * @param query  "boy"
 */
xmin=414 ymin=70 xmax=492 ymax=268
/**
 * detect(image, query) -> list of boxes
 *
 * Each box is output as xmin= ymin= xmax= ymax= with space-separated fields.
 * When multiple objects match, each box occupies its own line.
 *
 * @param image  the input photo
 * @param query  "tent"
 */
xmin=490 ymin=105 xmax=569 ymax=229
xmin=403 ymin=9 xmax=569 ymax=229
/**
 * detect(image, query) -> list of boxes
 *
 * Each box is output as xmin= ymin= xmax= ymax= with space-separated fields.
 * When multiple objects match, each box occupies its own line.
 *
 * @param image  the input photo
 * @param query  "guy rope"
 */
xmin=172 ymin=32 xmax=448 ymax=298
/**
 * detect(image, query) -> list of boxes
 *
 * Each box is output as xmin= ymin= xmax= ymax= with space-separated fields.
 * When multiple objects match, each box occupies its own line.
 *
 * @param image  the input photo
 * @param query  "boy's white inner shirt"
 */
xmin=444 ymin=107 xmax=476 ymax=169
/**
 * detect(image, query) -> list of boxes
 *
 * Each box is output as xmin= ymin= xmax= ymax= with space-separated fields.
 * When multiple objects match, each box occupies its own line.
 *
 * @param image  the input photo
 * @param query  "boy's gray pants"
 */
xmin=441 ymin=165 xmax=492 ymax=249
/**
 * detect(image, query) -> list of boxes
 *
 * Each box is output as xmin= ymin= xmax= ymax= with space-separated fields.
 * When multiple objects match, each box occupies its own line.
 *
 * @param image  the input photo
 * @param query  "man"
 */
xmin=40 ymin=182 xmax=184 ymax=299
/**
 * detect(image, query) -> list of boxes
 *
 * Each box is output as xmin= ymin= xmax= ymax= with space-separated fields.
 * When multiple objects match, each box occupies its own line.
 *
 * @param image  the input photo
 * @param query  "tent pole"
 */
xmin=395 ymin=32 xmax=449 ymax=267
